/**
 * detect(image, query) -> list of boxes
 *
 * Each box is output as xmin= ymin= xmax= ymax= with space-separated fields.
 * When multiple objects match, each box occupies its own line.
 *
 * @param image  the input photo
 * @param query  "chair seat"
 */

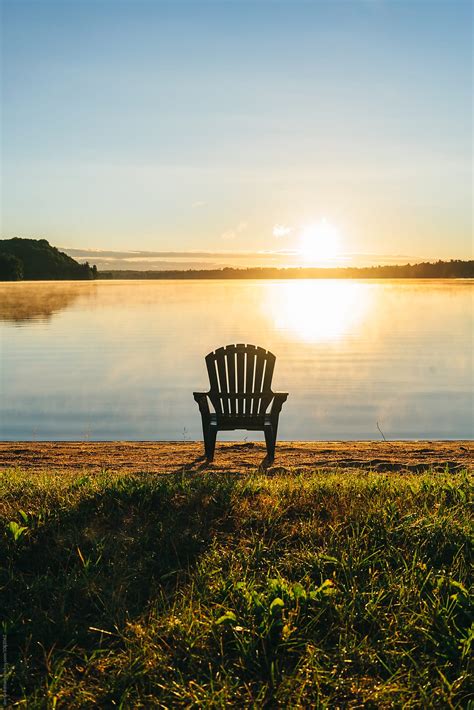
xmin=210 ymin=413 xmax=272 ymax=430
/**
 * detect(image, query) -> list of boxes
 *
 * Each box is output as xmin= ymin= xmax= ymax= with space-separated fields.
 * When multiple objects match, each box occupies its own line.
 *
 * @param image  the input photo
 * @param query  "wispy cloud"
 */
xmin=192 ymin=200 xmax=206 ymax=208
xmin=220 ymin=221 xmax=248 ymax=241
xmin=272 ymin=224 xmax=293 ymax=238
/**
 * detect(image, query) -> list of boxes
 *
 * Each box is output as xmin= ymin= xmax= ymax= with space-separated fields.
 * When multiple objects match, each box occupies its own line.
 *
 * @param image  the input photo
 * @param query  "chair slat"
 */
xmin=236 ymin=345 xmax=245 ymax=414
xmin=226 ymin=347 xmax=236 ymax=414
xmin=205 ymin=352 xmax=221 ymax=414
xmin=262 ymin=351 xmax=275 ymax=391
xmin=254 ymin=347 xmax=266 ymax=414
xmin=260 ymin=394 xmax=272 ymax=414
xmin=215 ymin=347 xmax=229 ymax=415
xmin=260 ymin=351 xmax=276 ymax=414
xmin=245 ymin=345 xmax=257 ymax=414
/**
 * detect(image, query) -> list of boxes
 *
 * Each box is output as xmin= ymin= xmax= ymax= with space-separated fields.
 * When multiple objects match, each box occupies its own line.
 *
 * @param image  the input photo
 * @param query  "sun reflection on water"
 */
xmin=263 ymin=280 xmax=373 ymax=343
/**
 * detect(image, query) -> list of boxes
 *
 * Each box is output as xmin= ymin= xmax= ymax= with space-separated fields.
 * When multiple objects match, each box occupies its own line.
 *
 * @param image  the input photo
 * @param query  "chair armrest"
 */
xmin=271 ymin=392 xmax=288 ymax=414
xmin=193 ymin=392 xmax=210 ymax=415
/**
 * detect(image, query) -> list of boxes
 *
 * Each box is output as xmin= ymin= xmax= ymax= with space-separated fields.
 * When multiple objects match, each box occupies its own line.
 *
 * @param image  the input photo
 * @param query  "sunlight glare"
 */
xmin=263 ymin=280 xmax=372 ymax=343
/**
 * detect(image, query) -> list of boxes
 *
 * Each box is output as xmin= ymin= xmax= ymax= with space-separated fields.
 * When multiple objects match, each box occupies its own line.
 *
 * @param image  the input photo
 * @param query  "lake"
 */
xmin=0 ymin=279 xmax=472 ymax=441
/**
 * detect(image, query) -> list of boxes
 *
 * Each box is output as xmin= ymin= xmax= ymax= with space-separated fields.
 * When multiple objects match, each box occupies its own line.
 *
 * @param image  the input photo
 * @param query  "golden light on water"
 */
xmin=263 ymin=280 xmax=372 ymax=343
xmin=299 ymin=219 xmax=340 ymax=264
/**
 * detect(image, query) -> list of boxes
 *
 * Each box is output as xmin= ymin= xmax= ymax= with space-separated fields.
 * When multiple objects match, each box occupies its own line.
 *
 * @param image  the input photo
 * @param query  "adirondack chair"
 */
xmin=193 ymin=344 xmax=288 ymax=462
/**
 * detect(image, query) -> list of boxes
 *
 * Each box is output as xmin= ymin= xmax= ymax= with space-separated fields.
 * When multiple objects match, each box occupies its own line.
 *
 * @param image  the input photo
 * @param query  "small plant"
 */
xmin=7 ymin=520 xmax=27 ymax=542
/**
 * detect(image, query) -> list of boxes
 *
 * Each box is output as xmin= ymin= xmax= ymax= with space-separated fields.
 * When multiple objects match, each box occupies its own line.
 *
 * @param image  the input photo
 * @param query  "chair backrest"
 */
xmin=205 ymin=344 xmax=276 ymax=417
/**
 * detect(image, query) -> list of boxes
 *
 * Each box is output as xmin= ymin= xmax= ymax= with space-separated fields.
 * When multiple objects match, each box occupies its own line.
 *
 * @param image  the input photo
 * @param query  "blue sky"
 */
xmin=2 ymin=0 xmax=472 ymax=267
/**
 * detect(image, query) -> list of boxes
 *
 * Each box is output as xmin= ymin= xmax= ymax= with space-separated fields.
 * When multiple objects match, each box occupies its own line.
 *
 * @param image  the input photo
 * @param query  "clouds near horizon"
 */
xmin=63 ymin=246 xmax=431 ymax=271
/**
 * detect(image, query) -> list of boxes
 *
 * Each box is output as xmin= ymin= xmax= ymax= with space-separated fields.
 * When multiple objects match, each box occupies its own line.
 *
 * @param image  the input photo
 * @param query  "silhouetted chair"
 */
xmin=193 ymin=344 xmax=288 ymax=462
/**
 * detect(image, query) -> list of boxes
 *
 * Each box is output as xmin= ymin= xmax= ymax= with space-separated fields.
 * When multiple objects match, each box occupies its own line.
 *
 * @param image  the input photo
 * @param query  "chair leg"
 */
xmin=264 ymin=425 xmax=276 ymax=463
xmin=271 ymin=415 xmax=280 ymax=445
xmin=204 ymin=425 xmax=217 ymax=462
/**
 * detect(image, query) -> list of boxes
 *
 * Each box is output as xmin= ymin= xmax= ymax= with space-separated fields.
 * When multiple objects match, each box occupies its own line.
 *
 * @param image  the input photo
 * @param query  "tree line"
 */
xmin=100 ymin=260 xmax=474 ymax=280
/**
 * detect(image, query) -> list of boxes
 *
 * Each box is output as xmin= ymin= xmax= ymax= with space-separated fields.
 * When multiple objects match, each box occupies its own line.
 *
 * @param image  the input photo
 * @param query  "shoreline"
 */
xmin=1 ymin=440 xmax=471 ymax=474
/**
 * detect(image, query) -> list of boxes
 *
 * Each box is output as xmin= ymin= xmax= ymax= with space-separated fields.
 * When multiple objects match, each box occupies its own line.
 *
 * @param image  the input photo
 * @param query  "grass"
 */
xmin=0 ymin=466 xmax=472 ymax=708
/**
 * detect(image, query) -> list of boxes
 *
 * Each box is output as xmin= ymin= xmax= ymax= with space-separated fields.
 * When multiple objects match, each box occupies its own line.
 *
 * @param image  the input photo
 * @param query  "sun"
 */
xmin=299 ymin=219 xmax=340 ymax=264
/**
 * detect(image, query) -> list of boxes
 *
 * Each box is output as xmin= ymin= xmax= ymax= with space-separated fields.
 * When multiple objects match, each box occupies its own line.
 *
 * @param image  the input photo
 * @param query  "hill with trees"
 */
xmin=0 ymin=238 xmax=97 ymax=281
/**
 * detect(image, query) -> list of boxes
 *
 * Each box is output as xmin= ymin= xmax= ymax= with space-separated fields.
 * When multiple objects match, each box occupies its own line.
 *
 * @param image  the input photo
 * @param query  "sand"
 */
xmin=0 ymin=440 xmax=471 ymax=475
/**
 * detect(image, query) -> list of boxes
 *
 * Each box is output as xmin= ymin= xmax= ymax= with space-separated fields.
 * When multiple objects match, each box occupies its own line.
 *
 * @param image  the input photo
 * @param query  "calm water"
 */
xmin=0 ymin=279 xmax=472 ymax=440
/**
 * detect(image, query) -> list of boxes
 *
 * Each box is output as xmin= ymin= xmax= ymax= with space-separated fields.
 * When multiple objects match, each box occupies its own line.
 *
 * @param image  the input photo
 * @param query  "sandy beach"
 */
xmin=1 ymin=440 xmax=471 ymax=474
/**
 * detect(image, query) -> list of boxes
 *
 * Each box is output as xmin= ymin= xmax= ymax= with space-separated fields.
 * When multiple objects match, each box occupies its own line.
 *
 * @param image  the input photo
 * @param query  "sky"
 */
xmin=1 ymin=0 xmax=472 ymax=269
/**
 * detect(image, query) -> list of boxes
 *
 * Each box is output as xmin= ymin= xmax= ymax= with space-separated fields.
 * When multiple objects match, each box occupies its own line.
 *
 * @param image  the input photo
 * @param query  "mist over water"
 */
xmin=0 ymin=279 xmax=472 ymax=440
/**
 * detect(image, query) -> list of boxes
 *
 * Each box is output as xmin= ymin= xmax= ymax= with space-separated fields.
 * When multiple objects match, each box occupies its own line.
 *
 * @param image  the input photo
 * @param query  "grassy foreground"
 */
xmin=1 ymin=467 xmax=472 ymax=708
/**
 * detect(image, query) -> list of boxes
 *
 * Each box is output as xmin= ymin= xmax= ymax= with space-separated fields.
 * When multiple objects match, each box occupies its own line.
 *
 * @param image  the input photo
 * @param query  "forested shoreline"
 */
xmin=1 ymin=238 xmax=472 ymax=280
xmin=100 ymin=259 xmax=473 ymax=280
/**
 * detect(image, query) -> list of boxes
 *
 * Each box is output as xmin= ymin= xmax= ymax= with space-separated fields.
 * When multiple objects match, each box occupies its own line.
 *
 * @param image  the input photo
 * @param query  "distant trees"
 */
xmin=0 ymin=238 xmax=98 ymax=281
xmin=99 ymin=259 xmax=474 ymax=280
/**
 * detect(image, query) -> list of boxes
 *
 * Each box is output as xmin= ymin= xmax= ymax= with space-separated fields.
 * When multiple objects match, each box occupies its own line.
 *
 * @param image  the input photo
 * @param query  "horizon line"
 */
xmin=60 ymin=246 xmax=472 ymax=272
